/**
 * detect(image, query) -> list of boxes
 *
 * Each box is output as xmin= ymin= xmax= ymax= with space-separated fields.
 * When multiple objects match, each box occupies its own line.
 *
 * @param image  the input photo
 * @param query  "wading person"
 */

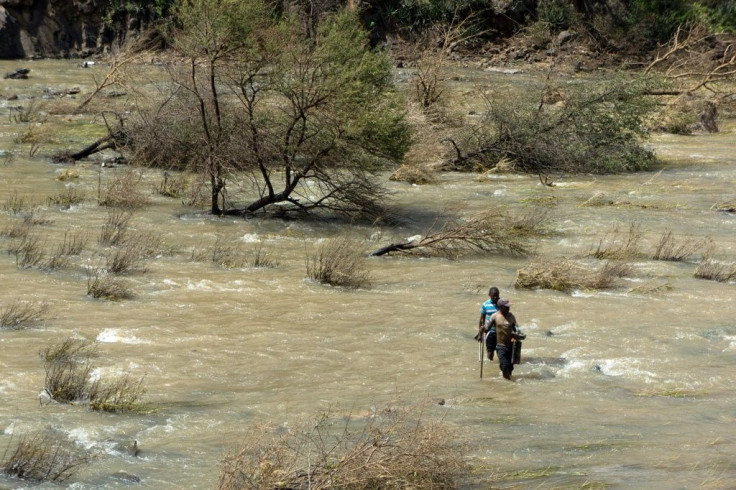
xmin=488 ymin=298 xmax=517 ymax=380
xmin=476 ymin=286 xmax=500 ymax=360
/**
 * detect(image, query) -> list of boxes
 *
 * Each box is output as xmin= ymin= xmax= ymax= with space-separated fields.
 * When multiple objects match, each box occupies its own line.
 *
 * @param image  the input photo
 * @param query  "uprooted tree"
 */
xmin=125 ymin=0 xmax=410 ymax=218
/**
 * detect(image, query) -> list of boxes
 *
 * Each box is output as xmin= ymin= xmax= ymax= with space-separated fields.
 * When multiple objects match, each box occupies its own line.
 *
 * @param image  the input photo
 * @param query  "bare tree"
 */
xmin=644 ymin=23 xmax=736 ymax=132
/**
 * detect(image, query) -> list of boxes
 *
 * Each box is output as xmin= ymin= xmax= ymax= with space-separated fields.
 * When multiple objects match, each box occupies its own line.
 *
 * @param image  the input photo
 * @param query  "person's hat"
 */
xmin=497 ymin=298 xmax=511 ymax=308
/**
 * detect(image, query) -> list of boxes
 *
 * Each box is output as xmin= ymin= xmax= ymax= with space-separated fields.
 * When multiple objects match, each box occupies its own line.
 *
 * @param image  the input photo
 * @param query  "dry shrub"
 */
xmin=22 ymin=208 xmax=53 ymax=226
xmin=2 ymin=429 xmax=89 ymax=483
xmin=9 ymin=234 xmax=46 ymax=269
xmin=505 ymin=206 xmax=553 ymax=237
xmin=104 ymin=230 xmax=161 ymax=274
xmin=99 ymin=208 xmax=134 ymax=245
xmin=400 ymin=101 xmax=451 ymax=172
xmin=44 ymin=230 xmax=88 ymax=270
xmin=306 ymin=236 xmax=371 ymax=288
xmin=40 ymin=338 xmax=97 ymax=365
xmin=157 ymin=170 xmax=190 ymax=198
xmin=86 ymin=266 xmax=135 ymax=300
xmin=248 ymin=243 xmax=277 ymax=268
xmin=389 ymin=164 xmax=436 ymax=185
xmin=694 ymin=257 xmax=736 ymax=282
xmin=44 ymin=358 xmax=95 ymax=403
xmin=88 ymin=375 xmax=146 ymax=413
xmin=652 ymin=230 xmax=711 ymax=261
xmin=41 ymin=338 xmax=145 ymax=412
xmin=590 ymin=222 xmax=641 ymax=260
xmin=99 ymin=168 xmax=149 ymax=208
xmin=48 ymin=187 xmax=86 ymax=207
xmin=515 ymin=257 xmax=629 ymax=292
xmin=212 ymin=235 xmax=246 ymax=269
xmin=1 ymin=219 xmax=31 ymax=239
xmin=3 ymin=191 xmax=31 ymax=215
xmin=218 ymin=402 xmax=468 ymax=490
xmin=126 ymin=230 xmax=164 ymax=257
xmin=42 ymin=338 xmax=97 ymax=404
xmin=105 ymin=244 xmax=146 ymax=274
xmin=56 ymin=229 xmax=88 ymax=256
xmin=0 ymin=300 xmax=49 ymax=329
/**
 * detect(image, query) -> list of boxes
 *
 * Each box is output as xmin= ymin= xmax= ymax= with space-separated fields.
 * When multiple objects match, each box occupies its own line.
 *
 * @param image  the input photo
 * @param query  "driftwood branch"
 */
xmin=52 ymin=130 xmax=127 ymax=163
xmin=371 ymin=208 xmax=550 ymax=257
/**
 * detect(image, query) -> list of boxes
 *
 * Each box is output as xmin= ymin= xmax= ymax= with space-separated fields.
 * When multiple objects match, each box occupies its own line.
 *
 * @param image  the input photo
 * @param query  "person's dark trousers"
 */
xmin=496 ymin=344 xmax=514 ymax=379
xmin=485 ymin=330 xmax=497 ymax=360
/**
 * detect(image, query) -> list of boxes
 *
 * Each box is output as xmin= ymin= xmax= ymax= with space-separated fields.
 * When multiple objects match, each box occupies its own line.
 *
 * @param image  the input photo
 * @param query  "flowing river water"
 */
xmin=0 ymin=60 xmax=735 ymax=488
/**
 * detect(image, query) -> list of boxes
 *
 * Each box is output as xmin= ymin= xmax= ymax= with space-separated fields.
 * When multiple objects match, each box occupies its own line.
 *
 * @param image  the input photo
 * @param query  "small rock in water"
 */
xmin=112 ymin=471 xmax=141 ymax=483
xmin=113 ymin=439 xmax=140 ymax=457
xmin=545 ymin=330 xmax=555 ymax=337
xmin=4 ymin=68 xmax=30 ymax=80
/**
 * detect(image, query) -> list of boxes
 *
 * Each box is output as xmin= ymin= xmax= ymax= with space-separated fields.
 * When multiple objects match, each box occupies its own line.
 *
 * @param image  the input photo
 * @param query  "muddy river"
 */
xmin=1 ymin=60 xmax=735 ymax=488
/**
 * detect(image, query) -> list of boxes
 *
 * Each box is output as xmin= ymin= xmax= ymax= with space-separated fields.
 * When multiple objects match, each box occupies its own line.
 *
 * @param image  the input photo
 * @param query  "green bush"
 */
xmin=454 ymin=76 xmax=658 ymax=174
xmin=537 ymin=0 xmax=577 ymax=33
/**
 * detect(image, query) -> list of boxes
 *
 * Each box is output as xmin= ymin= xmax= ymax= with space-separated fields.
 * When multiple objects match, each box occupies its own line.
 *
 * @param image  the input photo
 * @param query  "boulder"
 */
xmin=4 ymin=67 xmax=29 ymax=79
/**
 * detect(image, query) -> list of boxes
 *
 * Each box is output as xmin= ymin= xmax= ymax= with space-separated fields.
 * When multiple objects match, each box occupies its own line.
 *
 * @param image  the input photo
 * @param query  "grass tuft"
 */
xmin=248 ymin=243 xmax=277 ymax=268
xmin=652 ymin=230 xmax=711 ymax=261
xmin=99 ymin=208 xmax=133 ymax=246
xmin=3 ymin=191 xmax=32 ymax=215
xmin=694 ymin=257 xmax=736 ymax=282
xmin=48 ymin=187 xmax=86 ymax=207
xmin=212 ymin=236 xmax=245 ymax=269
xmin=306 ymin=236 xmax=371 ymax=288
xmin=590 ymin=222 xmax=641 ymax=260
xmin=86 ymin=266 xmax=135 ymax=300
xmin=88 ymin=375 xmax=147 ymax=413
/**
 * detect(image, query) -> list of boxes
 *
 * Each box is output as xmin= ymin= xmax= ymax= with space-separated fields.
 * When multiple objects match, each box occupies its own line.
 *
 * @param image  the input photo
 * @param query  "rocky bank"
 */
xmin=0 ymin=0 xmax=156 ymax=59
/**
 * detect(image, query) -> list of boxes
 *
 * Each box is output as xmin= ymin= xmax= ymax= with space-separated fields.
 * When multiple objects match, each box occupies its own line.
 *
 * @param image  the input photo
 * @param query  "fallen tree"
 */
xmin=440 ymin=75 xmax=658 ymax=175
xmin=52 ymin=129 xmax=128 ymax=163
xmin=370 ymin=208 xmax=549 ymax=257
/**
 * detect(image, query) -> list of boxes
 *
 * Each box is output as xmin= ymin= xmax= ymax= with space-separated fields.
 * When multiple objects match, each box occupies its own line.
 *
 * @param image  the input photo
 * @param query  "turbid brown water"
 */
xmin=1 ymin=60 xmax=735 ymax=488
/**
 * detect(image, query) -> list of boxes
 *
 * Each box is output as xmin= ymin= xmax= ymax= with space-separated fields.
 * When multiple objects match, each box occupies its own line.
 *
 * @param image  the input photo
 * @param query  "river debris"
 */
xmin=370 ymin=208 xmax=548 ymax=257
xmin=515 ymin=258 xmax=630 ymax=292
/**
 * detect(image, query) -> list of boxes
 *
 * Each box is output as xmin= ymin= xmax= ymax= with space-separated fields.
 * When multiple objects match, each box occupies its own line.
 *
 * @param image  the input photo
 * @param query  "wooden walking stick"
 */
xmin=479 ymin=332 xmax=485 ymax=379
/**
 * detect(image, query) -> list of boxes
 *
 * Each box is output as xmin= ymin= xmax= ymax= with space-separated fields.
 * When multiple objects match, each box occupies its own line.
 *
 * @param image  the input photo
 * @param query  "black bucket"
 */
xmin=512 ymin=340 xmax=522 ymax=364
